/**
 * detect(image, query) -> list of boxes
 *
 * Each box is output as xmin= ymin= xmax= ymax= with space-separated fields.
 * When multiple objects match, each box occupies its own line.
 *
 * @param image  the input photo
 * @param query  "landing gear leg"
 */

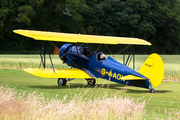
xmin=57 ymin=78 xmax=66 ymax=86
xmin=86 ymin=78 xmax=96 ymax=85
xmin=149 ymin=83 xmax=155 ymax=93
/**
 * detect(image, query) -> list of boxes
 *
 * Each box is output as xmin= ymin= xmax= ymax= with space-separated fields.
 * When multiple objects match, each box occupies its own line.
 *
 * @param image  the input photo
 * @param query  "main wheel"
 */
xmin=86 ymin=79 xmax=96 ymax=85
xmin=57 ymin=78 xmax=66 ymax=86
xmin=150 ymin=88 xmax=155 ymax=93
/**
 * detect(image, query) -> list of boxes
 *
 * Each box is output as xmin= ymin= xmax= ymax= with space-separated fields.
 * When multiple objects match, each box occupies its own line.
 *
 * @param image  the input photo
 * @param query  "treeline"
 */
xmin=1 ymin=0 xmax=180 ymax=54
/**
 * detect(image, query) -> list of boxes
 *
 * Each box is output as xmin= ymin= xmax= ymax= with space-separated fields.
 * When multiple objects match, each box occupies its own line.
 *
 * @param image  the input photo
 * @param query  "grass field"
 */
xmin=0 ymin=54 xmax=180 ymax=119
xmin=1 ymin=54 xmax=180 ymax=80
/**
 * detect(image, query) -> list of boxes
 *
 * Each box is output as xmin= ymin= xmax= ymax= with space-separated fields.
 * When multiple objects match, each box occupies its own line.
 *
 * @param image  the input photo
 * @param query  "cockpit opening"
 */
xmin=80 ymin=47 xmax=90 ymax=55
xmin=97 ymin=52 xmax=106 ymax=61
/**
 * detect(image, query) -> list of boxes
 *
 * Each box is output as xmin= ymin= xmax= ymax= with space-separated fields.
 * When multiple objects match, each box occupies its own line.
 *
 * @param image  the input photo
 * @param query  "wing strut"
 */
xmin=38 ymin=41 xmax=55 ymax=73
xmin=125 ymin=46 xmax=133 ymax=66
xmin=124 ymin=45 xmax=135 ymax=70
xmin=123 ymin=45 xmax=125 ymax=64
xmin=133 ymin=46 xmax=135 ymax=70
xmin=89 ymin=44 xmax=92 ymax=53
xmin=38 ymin=42 xmax=45 ymax=68
xmin=47 ymin=45 xmax=55 ymax=73
xmin=43 ymin=42 xmax=46 ymax=68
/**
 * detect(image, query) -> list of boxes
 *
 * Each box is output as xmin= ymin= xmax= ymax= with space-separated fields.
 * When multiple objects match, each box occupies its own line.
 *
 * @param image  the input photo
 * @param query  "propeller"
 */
xmin=53 ymin=46 xmax=60 ymax=55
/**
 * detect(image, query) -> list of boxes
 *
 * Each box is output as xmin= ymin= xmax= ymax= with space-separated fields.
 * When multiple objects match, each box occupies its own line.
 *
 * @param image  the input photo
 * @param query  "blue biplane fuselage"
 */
xmin=60 ymin=44 xmax=150 ymax=89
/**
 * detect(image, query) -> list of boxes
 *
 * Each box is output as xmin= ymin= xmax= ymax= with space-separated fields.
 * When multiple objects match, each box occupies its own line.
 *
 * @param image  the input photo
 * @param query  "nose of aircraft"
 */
xmin=59 ymin=44 xmax=72 ymax=63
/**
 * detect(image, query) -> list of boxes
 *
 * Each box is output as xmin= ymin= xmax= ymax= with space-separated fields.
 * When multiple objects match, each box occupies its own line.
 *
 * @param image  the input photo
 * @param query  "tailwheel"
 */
xmin=57 ymin=78 xmax=66 ymax=86
xmin=150 ymin=88 xmax=155 ymax=93
xmin=149 ymin=83 xmax=155 ymax=93
xmin=86 ymin=78 xmax=96 ymax=85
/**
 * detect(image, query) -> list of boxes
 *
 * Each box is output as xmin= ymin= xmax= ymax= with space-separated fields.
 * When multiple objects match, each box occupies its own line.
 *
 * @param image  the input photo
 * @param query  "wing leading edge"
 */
xmin=24 ymin=68 xmax=95 ymax=78
xmin=13 ymin=29 xmax=151 ymax=46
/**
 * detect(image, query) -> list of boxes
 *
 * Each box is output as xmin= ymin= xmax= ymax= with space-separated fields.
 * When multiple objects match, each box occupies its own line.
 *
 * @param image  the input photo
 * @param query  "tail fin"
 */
xmin=138 ymin=53 xmax=164 ymax=87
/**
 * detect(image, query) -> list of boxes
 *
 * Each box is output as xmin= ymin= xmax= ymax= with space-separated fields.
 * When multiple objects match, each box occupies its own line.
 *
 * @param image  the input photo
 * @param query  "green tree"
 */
xmin=0 ymin=0 xmax=88 ymax=53
xmin=146 ymin=0 xmax=180 ymax=53
xmin=0 ymin=0 xmax=13 ymax=28
xmin=83 ymin=0 xmax=156 ymax=38
xmin=83 ymin=0 xmax=180 ymax=54
xmin=1 ymin=0 xmax=180 ymax=54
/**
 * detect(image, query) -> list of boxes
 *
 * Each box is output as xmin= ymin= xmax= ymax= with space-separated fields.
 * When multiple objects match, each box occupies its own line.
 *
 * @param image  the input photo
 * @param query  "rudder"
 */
xmin=138 ymin=53 xmax=164 ymax=87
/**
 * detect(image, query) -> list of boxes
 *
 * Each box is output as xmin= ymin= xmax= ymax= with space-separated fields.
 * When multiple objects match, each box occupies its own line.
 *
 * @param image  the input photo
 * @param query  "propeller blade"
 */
xmin=53 ymin=46 xmax=60 ymax=55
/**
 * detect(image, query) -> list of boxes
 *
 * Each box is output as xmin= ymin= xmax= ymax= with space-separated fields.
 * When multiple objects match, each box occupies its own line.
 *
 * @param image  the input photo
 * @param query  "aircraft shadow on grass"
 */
xmin=125 ymin=89 xmax=171 ymax=93
xmin=29 ymin=83 xmax=172 ymax=93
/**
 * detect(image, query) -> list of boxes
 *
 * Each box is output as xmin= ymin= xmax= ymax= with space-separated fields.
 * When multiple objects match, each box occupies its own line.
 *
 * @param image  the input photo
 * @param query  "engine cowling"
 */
xmin=59 ymin=44 xmax=72 ymax=63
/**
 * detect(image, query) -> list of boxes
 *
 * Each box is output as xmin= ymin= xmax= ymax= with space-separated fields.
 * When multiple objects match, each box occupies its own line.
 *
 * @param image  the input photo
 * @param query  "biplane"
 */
xmin=13 ymin=30 xmax=164 ymax=93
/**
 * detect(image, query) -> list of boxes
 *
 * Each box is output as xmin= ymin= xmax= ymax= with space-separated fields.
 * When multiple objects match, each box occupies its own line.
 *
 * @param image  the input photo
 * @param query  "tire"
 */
xmin=86 ymin=79 xmax=96 ymax=85
xmin=150 ymin=88 xmax=155 ymax=93
xmin=57 ymin=78 xmax=66 ymax=86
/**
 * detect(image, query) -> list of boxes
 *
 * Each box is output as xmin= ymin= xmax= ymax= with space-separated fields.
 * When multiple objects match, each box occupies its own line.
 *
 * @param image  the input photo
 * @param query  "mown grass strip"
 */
xmin=0 ymin=69 xmax=180 ymax=119
xmin=1 ymin=54 xmax=180 ymax=80
xmin=1 ymin=54 xmax=180 ymax=119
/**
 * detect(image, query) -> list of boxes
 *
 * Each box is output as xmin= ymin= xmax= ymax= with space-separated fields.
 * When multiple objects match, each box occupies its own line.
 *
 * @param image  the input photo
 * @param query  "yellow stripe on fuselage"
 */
xmin=121 ymin=75 xmax=147 ymax=80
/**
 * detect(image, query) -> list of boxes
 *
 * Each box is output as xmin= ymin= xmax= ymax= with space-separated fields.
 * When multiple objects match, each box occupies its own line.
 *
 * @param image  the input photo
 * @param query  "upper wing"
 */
xmin=24 ymin=68 xmax=95 ymax=78
xmin=13 ymin=29 xmax=151 ymax=46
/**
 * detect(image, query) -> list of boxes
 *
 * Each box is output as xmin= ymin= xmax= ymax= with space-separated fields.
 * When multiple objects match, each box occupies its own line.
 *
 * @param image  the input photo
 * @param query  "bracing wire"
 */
xmin=95 ymin=44 xmax=102 ymax=52
xmin=115 ymin=45 xmax=131 ymax=55
xmin=104 ymin=44 xmax=113 ymax=55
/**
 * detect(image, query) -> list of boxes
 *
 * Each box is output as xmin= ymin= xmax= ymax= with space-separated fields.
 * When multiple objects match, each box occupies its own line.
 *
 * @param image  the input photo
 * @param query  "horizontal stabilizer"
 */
xmin=121 ymin=75 xmax=147 ymax=80
xmin=24 ymin=68 xmax=95 ymax=78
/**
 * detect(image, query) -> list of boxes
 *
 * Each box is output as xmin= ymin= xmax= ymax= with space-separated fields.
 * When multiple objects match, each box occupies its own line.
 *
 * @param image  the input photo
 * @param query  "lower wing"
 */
xmin=24 ymin=68 xmax=95 ymax=78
